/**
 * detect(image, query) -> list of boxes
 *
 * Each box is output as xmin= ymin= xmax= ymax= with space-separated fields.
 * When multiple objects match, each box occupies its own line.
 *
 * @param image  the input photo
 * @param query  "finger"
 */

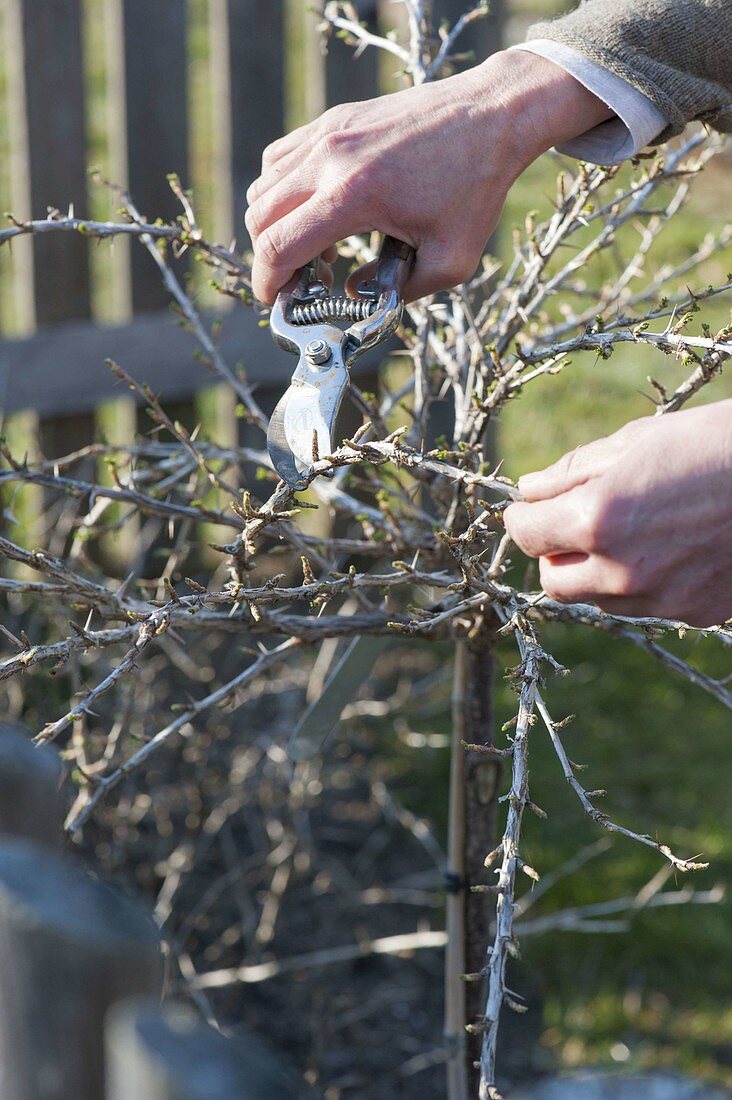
xmin=252 ymin=194 xmax=369 ymax=305
xmin=247 ymin=134 xmax=319 ymax=207
xmin=317 ymin=259 xmax=335 ymax=289
xmin=245 ymin=171 xmax=317 ymax=243
xmin=503 ymin=496 xmax=593 ymax=558
xmin=321 ymin=245 xmax=338 ymax=264
xmin=401 ymin=238 xmax=479 ymax=302
xmin=538 ymin=554 xmax=610 ymax=605
xmin=348 ymin=239 xmax=478 ymax=303
xmin=538 ymin=554 xmax=633 ymax=605
xmin=261 ymin=121 xmax=317 ymax=170
xmin=517 ymin=442 xmax=608 ymax=502
xmin=517 ymin=419 xmax=647 ymax=502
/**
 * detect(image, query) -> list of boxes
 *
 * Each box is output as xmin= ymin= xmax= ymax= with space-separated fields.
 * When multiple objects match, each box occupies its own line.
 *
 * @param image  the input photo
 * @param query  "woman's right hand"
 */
xmin=245 ymin=50 xmax=611 ymax=304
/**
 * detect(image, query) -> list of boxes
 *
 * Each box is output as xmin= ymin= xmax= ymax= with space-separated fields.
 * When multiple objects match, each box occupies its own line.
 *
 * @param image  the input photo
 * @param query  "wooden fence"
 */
xmin=0 ymin=0 xmax=503 ymax=463
xmin=0 ymin=721 xmax=302 ymax=1099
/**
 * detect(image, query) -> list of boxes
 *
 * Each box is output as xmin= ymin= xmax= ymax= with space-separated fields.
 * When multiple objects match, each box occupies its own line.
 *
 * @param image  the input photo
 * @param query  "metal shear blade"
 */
xmin=267 ymin=235 xmax=416 ymax=490
xmin=268 ymin=352 xmax=349 ymax=490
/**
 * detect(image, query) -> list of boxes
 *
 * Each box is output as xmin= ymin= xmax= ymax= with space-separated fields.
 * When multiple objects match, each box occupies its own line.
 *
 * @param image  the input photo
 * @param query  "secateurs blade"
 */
xmin=267 ymin=235 xmax=416 ymax=490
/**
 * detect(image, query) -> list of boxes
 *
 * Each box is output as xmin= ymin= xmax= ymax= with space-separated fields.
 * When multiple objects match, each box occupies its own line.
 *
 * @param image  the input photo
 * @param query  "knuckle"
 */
xmin=316 ymin=130 xmax=343 ymax=163
xmin=323 ymin=168 xmax=366 ymax=211
xmin=262 ymin=132 xmax=294 ymax=164
xmin=538 ymin=562 xmax=568 ymax=603
xmin=571 ymin=491 xmax=608 ymax=553
xmin=560 ymin=445 xmax=585 ymax=480
xmin=321 ymin=101 xmax=358 ymax=131
xmin=244 ymin=204 xmax=258 ymax=237
xmin=256 ymin=225 xmax=284 ymax=268
xmin=261 ymin=142 xmax=280 ymax=167
xmin=607 ymin=565 xmax=637 ymax=598
xmin=317 ymin=121 xmax=363 ymax=165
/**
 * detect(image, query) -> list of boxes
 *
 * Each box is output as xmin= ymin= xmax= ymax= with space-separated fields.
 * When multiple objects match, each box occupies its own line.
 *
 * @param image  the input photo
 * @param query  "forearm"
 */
xmin=466 ymin=49 xmax=615 ymax=175
xmin=527 ymin=0 xmax=732 ymax=141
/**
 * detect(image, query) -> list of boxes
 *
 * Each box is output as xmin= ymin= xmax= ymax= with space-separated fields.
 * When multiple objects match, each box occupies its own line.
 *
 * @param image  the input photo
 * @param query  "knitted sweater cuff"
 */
xmin=527 ymin=13 xmax=732 ymax=142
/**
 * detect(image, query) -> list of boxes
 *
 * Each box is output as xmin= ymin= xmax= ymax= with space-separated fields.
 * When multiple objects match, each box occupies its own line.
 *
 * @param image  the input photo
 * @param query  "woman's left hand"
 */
xmin=503 ymin=400 xmax=732 ymax=626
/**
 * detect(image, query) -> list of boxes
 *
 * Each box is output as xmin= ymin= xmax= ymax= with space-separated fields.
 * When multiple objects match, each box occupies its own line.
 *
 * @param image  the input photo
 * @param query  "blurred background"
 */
xmin=0 ymin=1 xmax=730 ymax=1096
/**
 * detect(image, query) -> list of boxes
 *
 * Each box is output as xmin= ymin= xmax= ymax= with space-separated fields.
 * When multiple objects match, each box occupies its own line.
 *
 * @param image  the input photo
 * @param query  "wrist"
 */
xmin=468 ymin=49 xmax=614 ymax=176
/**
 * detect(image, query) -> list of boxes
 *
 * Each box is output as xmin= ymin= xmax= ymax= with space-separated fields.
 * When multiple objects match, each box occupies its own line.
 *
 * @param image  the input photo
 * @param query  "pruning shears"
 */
xmin=267 ymin=235 xmax=416 ymax=489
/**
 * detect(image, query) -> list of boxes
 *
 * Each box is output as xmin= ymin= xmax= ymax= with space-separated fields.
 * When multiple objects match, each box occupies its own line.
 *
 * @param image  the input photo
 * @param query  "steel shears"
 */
xmin=267 ymin=235 xmax=416 ymax=489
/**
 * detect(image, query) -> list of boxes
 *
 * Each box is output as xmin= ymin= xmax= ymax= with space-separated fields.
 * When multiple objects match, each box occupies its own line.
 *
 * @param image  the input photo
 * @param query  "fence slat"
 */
xmin=5 ymin=0 xmax=91 ymax=330
xmin=106 ymin=998 xmax=302 ymax=1100
xmin=326 ymin=0 xmax=380 ymax=106
xmin=0 ymin=723 xmax=64 ymax=848
xmin=209 ymin=0 xmax=285 ymax=250
xmin=292 ymin=0 xmax=380 ymax=126
xmin=0 ymin=839 xmax=162 ymax=1100
xmin=113 ymin=0 xmax=189 ymax=314
xmin=5 ymin=0 xmax=96 ymax=460
xmin=432 ymin=0 xmax=505 ymax=66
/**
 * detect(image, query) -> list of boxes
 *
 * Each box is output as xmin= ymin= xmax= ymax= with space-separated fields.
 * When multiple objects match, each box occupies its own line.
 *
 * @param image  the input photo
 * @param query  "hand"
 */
xmin=503 ymin=401 xmax=732 ymax=627
xmin=245 ymin=51 xmax=611 ymax=304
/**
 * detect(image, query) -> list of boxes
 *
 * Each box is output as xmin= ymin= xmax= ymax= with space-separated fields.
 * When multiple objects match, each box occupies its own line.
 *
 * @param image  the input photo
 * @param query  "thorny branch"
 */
xmin=1 ymin=4 xmax=730 ymax=1097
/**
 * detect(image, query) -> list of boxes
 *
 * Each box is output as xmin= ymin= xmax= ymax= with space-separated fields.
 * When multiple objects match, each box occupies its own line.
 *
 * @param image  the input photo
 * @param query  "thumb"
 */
xmin=518 ymin=435 xmax=619 ymax=501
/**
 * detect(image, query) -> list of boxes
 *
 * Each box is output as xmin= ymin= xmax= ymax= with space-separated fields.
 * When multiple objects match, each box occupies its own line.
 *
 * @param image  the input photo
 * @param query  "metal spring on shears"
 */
xmin=291 ymin=296 xmax=377 ymax=325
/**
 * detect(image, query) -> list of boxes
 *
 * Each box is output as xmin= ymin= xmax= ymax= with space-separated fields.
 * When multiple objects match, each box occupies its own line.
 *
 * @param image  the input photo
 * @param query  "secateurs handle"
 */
xmin=269 ymin=235 xmax=416 ymax=354
xmin=346 ymin=235 xmax=416 ymax=354
xmin=365 ymin=235 xmax=416 ymax=299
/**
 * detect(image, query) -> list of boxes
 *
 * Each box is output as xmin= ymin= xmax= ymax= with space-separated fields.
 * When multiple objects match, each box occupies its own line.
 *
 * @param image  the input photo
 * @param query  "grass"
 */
xmin=386 ymin=618 xmax=732 ymax=1084
xmin=385 ymin=146 xmax=732 ymax=1080
xmin=499 ymin=151 xmax=732 ymax=475
xmin=377 ymin=141 xmax=732 ymax=1083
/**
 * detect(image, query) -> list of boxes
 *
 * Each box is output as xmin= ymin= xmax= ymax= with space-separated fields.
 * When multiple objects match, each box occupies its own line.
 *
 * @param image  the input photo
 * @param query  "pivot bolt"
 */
xmin=305 ymin=338 xmax=331 ymax=366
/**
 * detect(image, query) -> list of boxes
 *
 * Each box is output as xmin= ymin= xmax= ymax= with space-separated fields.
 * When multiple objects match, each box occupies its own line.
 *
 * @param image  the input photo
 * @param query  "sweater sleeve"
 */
xmin=509 ymin=40 xmax=667 ymax=164
xmin=526 ymin=0 xmax=732 ymax=142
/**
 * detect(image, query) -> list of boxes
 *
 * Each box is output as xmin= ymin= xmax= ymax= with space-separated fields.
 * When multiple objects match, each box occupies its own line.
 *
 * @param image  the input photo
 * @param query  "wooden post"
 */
xmin=445 ymin=645 xmax=469 ymax=1100
xmin=429 ymin=6 xmax=505 ymax=1090
xmin=0 ymin=839 xmax=162 ymax=1100
xmin=207 ymin=0 xmax=287 ymax=495
xmin=325 ymin=0 xmax=380 ymax=105
xmin=446 ymin=625 xmax=502 ymax=1098
xmin=0 ymin=723 xmax=65 ymax=848
xmin=4 ymin=0 xmax=91 ymax=333
xmin=105 ymin=998 xmax=301 ymax=1100
xmin=462 ymin=627 xmax=501 ymax=1091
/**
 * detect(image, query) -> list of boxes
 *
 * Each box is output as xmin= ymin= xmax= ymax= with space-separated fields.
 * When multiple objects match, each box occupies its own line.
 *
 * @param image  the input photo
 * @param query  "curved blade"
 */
xmin=289 ymin=635 xmax=391 ymax=761
xmin=267 ymin=365 xmax=349 ymax=489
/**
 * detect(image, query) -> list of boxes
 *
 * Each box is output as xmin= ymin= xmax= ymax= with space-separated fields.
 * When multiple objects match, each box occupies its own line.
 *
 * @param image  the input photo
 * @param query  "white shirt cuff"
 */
xmin=508 ymin=40 xmax=667 ymax=165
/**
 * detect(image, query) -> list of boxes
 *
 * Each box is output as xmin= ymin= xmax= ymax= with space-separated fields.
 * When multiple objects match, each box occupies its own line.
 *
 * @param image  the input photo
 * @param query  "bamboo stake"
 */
xmin=445 ymin=641 xmax=468 ymax=1100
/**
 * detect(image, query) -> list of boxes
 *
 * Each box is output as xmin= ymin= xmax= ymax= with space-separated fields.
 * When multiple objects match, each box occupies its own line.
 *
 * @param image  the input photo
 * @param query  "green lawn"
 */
xmin=385 ymin=145 xmax=732 ymax=1083
xmin=387 ymin=616 xmax=732 ymax=1083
